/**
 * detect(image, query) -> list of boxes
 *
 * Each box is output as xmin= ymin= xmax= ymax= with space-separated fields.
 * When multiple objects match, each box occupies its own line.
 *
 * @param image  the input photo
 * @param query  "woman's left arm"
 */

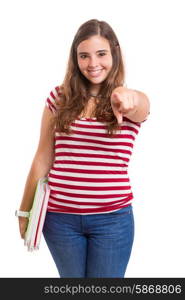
xmin=111 ymin=86 xmax=150 ymax=123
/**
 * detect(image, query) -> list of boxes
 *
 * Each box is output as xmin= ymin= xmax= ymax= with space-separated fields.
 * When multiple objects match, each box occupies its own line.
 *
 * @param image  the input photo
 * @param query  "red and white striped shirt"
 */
xmin=45 ymin=86 xmax=144 ymax=215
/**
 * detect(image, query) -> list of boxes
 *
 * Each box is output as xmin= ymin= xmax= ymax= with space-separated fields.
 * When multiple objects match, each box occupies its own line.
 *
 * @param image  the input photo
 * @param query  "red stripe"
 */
xmin=49 ymin=194 xmax=131 ymax=206
xmin=48 ymin=199 xmax=132 ymax=214
xmin=74 ymin=118 xmax=140 ymax=129
xmin=54 ymin=160 xmax=129 ymax=166
xmin=50 ymin=90 xmax=57 ymax=100
xmin=51 ymin=167 xmax=127 ymax=174
xmin=48 ymin=181 xmax=131 ymax=191
xmin=55 ymin=86 xmax=60 ymax=94
xmin=123 ymin=125 xmax=139 ymax=134
xmin=71 ymin=122 xmax=139 ymax=135
xmin=34 ymin=185 xmax=47 ymax=248
xmin=46 ymin=98 xmax=56 ymax=111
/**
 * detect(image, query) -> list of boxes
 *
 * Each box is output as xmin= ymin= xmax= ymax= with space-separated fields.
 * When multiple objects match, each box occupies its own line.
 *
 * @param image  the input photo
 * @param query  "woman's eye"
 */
xmin=80 ymin=55 xmax=87 ymax=59
xmin=99 ymin=52 xmax=106 ymax=56
xmin=79 ymin=53 xmax=106 ymax=59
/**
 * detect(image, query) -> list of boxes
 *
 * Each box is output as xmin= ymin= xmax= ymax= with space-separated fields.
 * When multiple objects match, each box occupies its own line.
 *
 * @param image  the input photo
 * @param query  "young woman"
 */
xmin=17 ymin=19 xmax=150 ymax=278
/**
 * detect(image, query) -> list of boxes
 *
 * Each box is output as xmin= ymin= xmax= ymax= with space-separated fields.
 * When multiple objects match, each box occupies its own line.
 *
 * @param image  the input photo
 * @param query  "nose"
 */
xmin=88 ymin=55 xmax=99 ymax=68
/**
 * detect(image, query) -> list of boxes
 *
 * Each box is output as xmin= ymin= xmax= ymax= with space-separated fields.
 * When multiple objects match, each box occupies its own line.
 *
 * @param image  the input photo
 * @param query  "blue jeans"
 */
xmin=43 ymin=205 xmax=134 ymax=278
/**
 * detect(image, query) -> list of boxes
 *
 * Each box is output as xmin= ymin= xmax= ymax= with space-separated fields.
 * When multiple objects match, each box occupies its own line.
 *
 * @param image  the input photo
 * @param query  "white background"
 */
xmin=0 ymin=0 xmax=185 ymax=277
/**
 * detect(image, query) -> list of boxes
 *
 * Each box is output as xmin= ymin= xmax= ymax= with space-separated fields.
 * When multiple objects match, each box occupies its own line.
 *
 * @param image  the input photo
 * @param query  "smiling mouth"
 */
xmin=88 ymin=69 xmax=104 ymax=77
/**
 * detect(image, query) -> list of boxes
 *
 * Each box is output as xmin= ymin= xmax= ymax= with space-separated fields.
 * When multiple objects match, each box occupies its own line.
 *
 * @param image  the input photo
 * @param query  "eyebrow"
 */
xmin=78 ymin=49 xmax=109 ymax=55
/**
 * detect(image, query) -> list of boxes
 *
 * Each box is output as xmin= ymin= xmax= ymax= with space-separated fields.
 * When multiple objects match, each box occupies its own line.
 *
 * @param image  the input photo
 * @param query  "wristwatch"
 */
xmin=15 ymin=210 xmax=30 ymax=218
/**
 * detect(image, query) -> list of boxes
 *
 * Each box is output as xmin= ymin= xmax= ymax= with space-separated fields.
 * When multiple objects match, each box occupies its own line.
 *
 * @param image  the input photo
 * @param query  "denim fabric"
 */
xmin=43 ymin=205 xmax=134 ymax=278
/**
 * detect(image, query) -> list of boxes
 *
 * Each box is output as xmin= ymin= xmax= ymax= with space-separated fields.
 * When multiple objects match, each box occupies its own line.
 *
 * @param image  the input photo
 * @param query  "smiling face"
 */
xmin=77 ymin=35 xmax=113 ymax=94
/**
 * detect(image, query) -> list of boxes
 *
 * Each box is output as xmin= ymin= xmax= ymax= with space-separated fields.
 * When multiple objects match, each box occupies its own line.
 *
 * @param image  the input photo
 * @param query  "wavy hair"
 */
xmin=52 ymin=19 xmax=126 ymax=136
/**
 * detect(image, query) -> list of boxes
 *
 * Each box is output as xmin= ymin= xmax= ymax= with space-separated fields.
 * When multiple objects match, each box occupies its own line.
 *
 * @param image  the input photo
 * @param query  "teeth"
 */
xmin=89 ymin=69 xmax=102 ymax=72
xmin=88 ymin=69 xmax=103 ymax=76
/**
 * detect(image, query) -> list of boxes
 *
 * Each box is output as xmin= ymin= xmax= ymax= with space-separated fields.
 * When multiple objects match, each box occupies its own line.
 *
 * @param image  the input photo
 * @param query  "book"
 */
xmin=24 ymin=177 xmax=50 ymax=252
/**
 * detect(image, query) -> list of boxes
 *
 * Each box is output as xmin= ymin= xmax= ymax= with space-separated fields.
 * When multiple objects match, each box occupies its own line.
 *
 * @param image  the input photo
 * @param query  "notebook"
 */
xmin=24 ymin=177 xmax=50 ymax=251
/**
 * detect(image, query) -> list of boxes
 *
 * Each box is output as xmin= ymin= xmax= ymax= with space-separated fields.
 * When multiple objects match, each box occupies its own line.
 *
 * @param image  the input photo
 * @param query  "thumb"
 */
xmin=116 ymin=114 xmax=123 ymax=124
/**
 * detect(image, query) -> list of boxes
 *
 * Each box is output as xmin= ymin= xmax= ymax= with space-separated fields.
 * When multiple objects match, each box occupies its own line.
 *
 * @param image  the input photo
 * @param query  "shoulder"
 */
xmin=48 ymin=85 xmax=61 ymax=101
xmin=45 ymin=85 xmax=62 ymax=113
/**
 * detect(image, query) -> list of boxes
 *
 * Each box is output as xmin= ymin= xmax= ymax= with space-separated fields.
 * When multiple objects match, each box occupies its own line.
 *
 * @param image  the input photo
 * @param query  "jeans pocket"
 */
xmin=109 ymin=205 xmax=132 ymax=215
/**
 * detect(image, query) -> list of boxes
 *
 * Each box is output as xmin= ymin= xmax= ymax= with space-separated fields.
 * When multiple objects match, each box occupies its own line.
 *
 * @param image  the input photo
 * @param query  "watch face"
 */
xmin=15 ymin=210 xmax=21 ymax=216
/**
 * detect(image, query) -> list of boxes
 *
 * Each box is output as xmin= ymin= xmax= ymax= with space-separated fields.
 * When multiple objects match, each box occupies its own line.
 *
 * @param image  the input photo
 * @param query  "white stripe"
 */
xmin=52 ymin=164 xmax=127 ymax=171
xmin=49 ymin=199 xmax=101 ymax=209
xmin=54 ymin=155 xmax=128 ymax=164
xmin=49 ymin=186 xmax=131 ymax=195
xmin=55 ymin=147 xmax=131 ymax=157
xmin=55 ymin=132 xmax=137 ymax=143
xmin=75 ymin=119 xmax=139 ymax=130
xmin=122 ymin=121 xmax=140 ymax=131
xmin=70 ymin=125 xmax=138 ymax=136
xmin=49 ymin=193 xmax=129 ymax=203
xmin=48 ymin=176 xmax=129 ymax=187
xmin=55 ymin=139 xmax=134 ymax=150
xmin=56 ymin=140 xmax=133 ymax=155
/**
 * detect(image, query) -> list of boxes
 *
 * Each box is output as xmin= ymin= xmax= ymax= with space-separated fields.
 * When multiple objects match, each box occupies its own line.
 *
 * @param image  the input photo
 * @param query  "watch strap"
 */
xmin=15 ymin=210 xmax=30 ymax=218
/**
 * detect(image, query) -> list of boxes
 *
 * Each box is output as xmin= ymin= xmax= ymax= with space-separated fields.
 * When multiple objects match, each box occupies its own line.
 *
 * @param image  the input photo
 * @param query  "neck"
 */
xmin=89 ymin=83 xmax=101 ymax=97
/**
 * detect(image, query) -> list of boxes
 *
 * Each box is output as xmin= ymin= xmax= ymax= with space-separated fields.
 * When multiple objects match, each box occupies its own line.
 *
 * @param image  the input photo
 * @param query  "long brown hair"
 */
xmin=53 ymin=19 xmax=126 ymax=136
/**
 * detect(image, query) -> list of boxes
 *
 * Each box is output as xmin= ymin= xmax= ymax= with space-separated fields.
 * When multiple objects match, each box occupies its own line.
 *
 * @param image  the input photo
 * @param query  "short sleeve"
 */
xmin=45 ymin=86 xmax=60 ymax=113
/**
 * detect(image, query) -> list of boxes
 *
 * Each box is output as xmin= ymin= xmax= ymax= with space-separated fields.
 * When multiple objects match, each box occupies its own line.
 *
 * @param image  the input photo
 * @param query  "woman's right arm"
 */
xmin=18 ymin=106 xmax=55 ymax=238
